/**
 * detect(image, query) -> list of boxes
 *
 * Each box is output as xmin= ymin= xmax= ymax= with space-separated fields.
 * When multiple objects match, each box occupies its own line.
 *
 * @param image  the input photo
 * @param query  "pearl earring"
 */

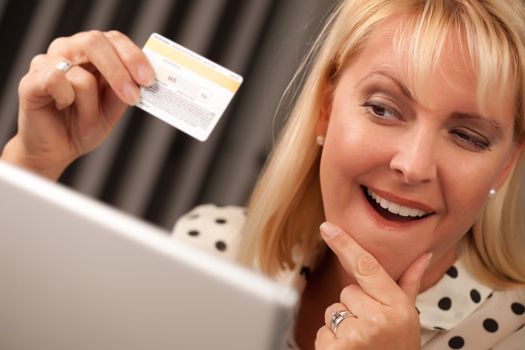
xmin=489 ymin=188 xmax=497 ymax=198
xmin=316 ymin=135 xmax=325 ymax=146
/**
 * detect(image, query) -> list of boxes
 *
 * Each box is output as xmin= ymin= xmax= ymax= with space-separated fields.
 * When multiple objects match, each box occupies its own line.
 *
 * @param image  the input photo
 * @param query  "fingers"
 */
xmin=47 ymin=30 xmax=152 ymax=105
xmin=65 ymin=65 xmax=99 ymax=138
xmin=398 ymin=252 xmax=432 ymax=302
xmin=19 ymin=56 xmax=102 ymax=138
xmin=339 ymin=284 xmax=374 ymax=316
xmin=319 ymin=222 xmax=402 ymax=305
xmin=97 ymin=80 xmax=128 ymax=126
xmin=104 ymin=30 xmax=156 ymax=86
xmin=324 ymin=303 xmax=344 ymax=330
xmin=317 ymin=222 xmax=428 ymax=349
xmin=323 ymin=302 xmax=358 ymax=336
xmin=315 ymin=326 xmax=336 ymax=349
xmin=19 ymin=56 xmax=76 ymax=111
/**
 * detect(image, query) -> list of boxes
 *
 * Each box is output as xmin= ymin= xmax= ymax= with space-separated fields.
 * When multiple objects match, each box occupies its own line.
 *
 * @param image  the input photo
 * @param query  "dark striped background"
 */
xmin=0 ymin=0 xmax=336 ymax=231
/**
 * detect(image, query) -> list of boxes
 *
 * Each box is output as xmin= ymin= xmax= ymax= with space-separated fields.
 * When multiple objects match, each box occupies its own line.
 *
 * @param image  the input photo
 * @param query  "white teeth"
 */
xmin=409 ymin=208 xmax=420 ymax=217
xmin=398 ymin=206 xmax=411 ymax=217
xmin=389 ymin=203 xmax=400 ymax=214
xmin=366 ymin=188 xmax=429 ymax=218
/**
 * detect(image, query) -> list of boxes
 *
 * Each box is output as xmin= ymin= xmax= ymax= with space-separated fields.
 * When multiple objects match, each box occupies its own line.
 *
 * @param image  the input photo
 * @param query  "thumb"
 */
xmin=398 ymin=253 xmax=432 ymax=302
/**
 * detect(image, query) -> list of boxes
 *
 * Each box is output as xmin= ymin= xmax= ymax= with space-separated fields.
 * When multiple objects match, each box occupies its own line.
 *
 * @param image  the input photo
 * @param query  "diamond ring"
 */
xmin=55 ymin=59 xmax=72 ymax=73
xmin=331 ymin=309 xmax=356 ymax=334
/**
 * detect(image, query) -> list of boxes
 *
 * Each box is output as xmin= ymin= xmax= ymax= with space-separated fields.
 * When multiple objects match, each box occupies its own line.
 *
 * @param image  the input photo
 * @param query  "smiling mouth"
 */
xmin=362 ymin=186 xmax=434 ymax=223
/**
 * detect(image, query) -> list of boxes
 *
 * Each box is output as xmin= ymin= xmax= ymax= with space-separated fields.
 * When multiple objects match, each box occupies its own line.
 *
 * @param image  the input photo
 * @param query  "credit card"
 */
xmin=136 ymin=33 xmax=243 ymax=141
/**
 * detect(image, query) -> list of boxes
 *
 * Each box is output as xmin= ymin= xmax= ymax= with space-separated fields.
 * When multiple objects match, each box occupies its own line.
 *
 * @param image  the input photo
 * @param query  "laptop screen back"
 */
xmin=0 ymin=161 xmax=298 ymax=350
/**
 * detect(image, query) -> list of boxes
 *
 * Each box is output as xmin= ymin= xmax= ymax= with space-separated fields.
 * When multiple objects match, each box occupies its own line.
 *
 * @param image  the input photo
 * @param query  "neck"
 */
xmin=419 ymin=247 xmax=458 ymax=292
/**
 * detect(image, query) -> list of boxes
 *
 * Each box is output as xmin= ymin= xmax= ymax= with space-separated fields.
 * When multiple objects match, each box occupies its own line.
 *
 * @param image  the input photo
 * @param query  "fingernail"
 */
xmin=320 ymin=222 xmax=340 ymax=238
xmin=137 ymin=64 xmax=155 ymax=86
xmin=122 ymin=82 xmax=140 ymax=105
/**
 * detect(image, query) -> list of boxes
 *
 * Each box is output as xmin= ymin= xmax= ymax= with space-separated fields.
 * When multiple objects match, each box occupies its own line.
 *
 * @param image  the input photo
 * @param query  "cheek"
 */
xmin=427 ymin=153 xmax=505 ymax=259
xmin=321 ymin=115 xmax=389 ymax=179
xmin=319 ymin=108 xmax=399 ymax=217
xmin=439 ymin=162 xmax=494 ymax=234
xmin=320 ymin=119 xmax=378 ymax=210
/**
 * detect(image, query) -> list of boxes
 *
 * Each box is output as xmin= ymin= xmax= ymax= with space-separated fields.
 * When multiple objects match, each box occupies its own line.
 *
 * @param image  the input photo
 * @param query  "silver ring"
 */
xmin=331 ymin=310 xmax=356 ymax=334
xmin=55 ymin=59 xmax=72 ymax=73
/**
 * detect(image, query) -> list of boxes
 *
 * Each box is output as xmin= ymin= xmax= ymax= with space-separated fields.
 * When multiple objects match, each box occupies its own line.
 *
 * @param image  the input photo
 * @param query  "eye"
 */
xmin=450 ymin=129 xmax=492 ymax=152
xmin=360 ymin=101 xmax=398 ymax=120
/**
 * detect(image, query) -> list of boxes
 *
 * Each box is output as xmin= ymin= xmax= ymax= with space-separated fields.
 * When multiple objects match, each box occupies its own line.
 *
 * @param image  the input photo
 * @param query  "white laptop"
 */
xmin=0 ymin=160 xmax=298 ymax=350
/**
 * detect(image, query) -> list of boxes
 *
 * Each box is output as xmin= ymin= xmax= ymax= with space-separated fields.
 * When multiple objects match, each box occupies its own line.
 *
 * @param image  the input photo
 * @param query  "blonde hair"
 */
xmin=238 ymin=0 xmax=525 ymax=288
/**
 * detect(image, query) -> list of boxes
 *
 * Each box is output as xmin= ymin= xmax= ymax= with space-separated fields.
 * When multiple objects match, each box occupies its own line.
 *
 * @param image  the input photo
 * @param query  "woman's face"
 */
xmin=318 ymin=22 xmax=520 ymax=282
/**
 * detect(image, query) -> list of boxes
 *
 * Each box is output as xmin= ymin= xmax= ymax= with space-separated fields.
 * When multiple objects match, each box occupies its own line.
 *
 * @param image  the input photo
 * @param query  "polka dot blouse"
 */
xmin=172 ymin=205 xmax=525 ymax=349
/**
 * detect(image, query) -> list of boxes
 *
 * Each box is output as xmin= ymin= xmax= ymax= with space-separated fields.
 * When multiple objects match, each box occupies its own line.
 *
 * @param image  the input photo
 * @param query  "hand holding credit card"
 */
xmin=137 ymin=33 xmax=243 ymax=141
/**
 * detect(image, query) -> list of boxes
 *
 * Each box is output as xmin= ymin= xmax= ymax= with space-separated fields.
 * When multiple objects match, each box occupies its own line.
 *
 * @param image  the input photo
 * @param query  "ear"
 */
xmin=316 ymin=83 xmax=335 ymax=136
xmin=493 ymin=141 xmax=524 ymax=189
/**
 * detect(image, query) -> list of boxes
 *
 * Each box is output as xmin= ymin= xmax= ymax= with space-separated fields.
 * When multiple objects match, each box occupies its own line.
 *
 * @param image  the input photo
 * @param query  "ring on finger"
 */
xmin=55 ymin=59 xmax=73 ymax=73
xmin=331 ymin=309 xmax=356 ymax=334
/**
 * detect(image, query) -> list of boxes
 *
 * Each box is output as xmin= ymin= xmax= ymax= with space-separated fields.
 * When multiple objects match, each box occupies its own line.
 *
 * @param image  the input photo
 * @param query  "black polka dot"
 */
xmin=438 ymin=297 xmax=452 ymax=311
xmin=188 ymin=230 xmax=199 ymax=237
xmin=483 ymin=318 xmax=499 ymax=333
xmin=446 ymin=266 xmax=458 ymax=278
xmin=470 ymin=289 xmax=481 ymax=303
xmin=434 ymin=326 xmax=446 ymax=331
xmin=215 ymin=240 xmax=227 ymax=252
xmin=215 ymin=218 xmax=227 ymax=224
xmin=300 ymin=266 xmax=311 ymax=282
xmin=448 ymin=336 xmax=464 ymax=349
xmin=511 ymin=302 xmax=525 ymax=315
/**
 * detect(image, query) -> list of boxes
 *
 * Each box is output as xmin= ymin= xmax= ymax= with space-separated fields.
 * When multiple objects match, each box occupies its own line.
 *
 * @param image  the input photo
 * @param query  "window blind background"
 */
xmin=0 ymin=0 xmax=337 ymax=231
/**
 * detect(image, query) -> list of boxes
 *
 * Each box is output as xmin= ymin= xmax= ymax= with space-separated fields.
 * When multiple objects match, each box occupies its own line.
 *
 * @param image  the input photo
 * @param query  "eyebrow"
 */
xmin=357 ymin=70 xmax=415 ymax=101
xmin=357 ymin=70 xmax=503 ymax=137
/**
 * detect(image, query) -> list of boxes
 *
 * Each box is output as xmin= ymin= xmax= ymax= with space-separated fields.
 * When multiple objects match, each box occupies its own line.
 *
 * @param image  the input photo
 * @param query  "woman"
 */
xmin=2 ymin=0 xmax=525 ymax=349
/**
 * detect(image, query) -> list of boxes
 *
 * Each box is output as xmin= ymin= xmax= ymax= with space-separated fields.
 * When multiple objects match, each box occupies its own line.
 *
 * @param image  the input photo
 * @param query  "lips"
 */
xmin=362 ymin=186 xmax=434 ymax=223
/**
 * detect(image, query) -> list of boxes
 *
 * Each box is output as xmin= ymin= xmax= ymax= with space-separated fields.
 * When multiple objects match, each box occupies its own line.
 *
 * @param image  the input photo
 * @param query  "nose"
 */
xmin=389 ymin=128 xmax=437 ymax=184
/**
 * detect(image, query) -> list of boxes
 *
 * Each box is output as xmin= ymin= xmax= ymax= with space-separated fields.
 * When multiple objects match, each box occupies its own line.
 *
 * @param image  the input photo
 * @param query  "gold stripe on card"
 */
xmin=145 ymin=37 xmax=241 ymax=93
